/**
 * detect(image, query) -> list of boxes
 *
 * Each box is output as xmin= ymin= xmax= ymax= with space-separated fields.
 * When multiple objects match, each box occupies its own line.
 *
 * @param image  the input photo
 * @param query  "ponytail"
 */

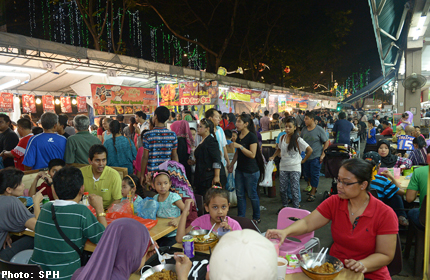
xmin=109 ymin=120 xmax=121 ymax=153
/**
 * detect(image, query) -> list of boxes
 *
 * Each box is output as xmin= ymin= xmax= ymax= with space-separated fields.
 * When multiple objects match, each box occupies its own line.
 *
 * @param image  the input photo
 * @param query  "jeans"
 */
xmin=387 ymin=194 xmax=406 ymax=218
xmin=235 ymin=169 xmax=261 ymax=220
xmin=408 ymin=208 xmax=425 ymax=230
xmin=0 ymin=236 xmax=34 ymax=261
xmin=303 ymin=158 xmax=321 ymax=189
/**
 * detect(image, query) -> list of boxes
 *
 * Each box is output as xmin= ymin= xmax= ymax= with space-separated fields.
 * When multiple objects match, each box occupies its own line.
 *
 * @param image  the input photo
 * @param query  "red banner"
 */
xmin=91 ymin=84 xmax=157 ymax=116
xmin=61 ymin=97 xmax=72 ymax=113
xmin=77 ymin=96 xmax=87 ymax=112
xmin=22 ymin=94 xmax=36 ymax=113
xmin=0 ymin=92 xmax=14 ymax=112
xmin=42 ymin=95 xmax=55 ymax=112
xmin=159 ymin=84 xmax=179 ymax=106
xmin=178 ymin=82 xmax=212 ymax=105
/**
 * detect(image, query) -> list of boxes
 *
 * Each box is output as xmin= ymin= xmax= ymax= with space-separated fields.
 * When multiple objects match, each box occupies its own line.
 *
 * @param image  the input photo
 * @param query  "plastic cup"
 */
xmin=270 ymin=239 xmax=280 ymax=256
xmin=394 ymin=168 xmax=401 ymax=179
xmin=277 ymin=257 xmax=288 ymax=279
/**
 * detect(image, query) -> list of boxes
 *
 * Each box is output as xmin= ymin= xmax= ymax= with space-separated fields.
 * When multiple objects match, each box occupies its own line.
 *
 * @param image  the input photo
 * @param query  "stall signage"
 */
xmin=227 ymin=87 xmax=251 ymax=102
xmin=42 ymin=95 xmax=55 ymax=112
xmin=91 ymin=84 xmax=157 ymax=116
xmin=0 ymin=92 xmax=14 ymax=112
xmin=22 ymin=94 xmax=36 ymax=113
xmin=77 ymin=96 xmax=87 ymax=112
xmin=179 ymin=82 xmax=214 ymax=105
xmin=61 ymin=97 xmax=72 ymax=113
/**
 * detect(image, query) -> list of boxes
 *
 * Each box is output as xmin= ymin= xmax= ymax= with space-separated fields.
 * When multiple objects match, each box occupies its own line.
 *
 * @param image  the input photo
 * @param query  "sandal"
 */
xmin=252 ymin=219 xmax=261 ymax=224
xmin=307 ymin=195 xmax=316 ymax=202
xmin=399 ymin=216 xmax=409 ymax=226
xmin=303 ymin=186 xmax=312 ymax=192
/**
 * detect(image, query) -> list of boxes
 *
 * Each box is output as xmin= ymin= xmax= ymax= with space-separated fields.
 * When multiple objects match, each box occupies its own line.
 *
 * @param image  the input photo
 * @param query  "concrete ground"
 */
xmin=228 ymin=173 xmax=422 ymax=280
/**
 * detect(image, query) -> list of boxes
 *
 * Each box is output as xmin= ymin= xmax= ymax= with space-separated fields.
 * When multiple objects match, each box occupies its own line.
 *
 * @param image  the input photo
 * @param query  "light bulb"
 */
xmin=72 ymin=99 xmax=77 ymax=105
xmin=36 ymin=98 xmax=41 ymax=104
xmin=55 ymin=99 xmax=60 ymax=105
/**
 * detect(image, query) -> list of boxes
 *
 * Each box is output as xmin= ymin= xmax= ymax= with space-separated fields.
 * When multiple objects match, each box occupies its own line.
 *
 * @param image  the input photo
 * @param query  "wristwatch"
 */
xmin=240 ymin=146 xmax=244 ymax=150
xmin=98 ymin=213 xmax=106 ymax=217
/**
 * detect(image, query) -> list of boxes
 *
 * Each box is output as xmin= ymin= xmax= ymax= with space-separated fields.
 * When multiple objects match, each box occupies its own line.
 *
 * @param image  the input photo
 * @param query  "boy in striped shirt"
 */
xmin=30 ymin=166 xmax=106 ymax=280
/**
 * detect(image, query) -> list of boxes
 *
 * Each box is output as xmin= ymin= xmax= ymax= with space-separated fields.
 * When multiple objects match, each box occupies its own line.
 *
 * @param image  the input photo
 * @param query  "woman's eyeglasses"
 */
xmin=336 ymin=178 xmax=360 ymax=187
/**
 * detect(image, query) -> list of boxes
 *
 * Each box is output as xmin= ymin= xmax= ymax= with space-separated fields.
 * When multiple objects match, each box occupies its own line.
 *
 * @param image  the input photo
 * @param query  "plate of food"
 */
xmin=125 ymin=106 xmax=133 ymax=114
xmin=140 ymin=264 xmax=177 ymax=280
xmin=300 ymin=253 xmax=343 ymax=280
xmin=105 ymin=105 xmax=116 ymax=115
xmin=187 ymin=229 xmax=218 ymax=244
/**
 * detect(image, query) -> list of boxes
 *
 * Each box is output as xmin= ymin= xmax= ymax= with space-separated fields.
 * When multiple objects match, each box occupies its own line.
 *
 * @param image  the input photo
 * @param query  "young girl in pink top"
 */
xmin=176 ymin=187 xmax=242 ymax=243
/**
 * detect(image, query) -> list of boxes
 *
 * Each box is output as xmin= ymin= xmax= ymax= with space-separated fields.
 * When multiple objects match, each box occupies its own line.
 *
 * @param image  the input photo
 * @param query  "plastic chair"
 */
xmin=277 ymin=207 xmax=314 ymax=256
xmin=0 ymin=258 xmax=46 ymax=279
xmin=10 ymin=249 xmax=33 ymax=264
xmin=229 ymin=215 xmax=261 ymax=233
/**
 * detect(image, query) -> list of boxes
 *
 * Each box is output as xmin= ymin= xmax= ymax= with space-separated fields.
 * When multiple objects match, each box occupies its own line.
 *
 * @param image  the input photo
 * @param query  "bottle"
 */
xmin=82 ymin=192 xmax=89 ymax=206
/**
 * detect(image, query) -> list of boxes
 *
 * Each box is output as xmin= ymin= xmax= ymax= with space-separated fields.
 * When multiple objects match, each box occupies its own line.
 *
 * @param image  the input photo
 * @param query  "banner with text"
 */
xmin=91 ymin=84 xmax=157 ymax=116
xmin=42 ymin=95 xmax=55 ymax=112
xmin=77 ymin=96 xmax=87 ymax=112
xmin=0 ymin=92 xmax=14 ymax=112
xmin=227 ymin=87 xmax=251 ymax=102
xmin=178 ymin=81 xmax=218 ymax=106
xmin=60 ymin=97 xmax=72 ymax=113
xmin=22 ymin=94 xmax=36 ymax=113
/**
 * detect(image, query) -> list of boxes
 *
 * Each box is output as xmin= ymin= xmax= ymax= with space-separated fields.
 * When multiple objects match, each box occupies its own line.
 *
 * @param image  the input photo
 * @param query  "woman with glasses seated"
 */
xmin=267 ymin=158 xmax=398 ymax=280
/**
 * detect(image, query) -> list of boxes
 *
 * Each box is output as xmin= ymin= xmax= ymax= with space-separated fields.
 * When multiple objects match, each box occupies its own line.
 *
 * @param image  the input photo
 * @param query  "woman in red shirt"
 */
xmin=96 ymin=116 xmax=105 ymax=143
xmin=224 ymin=113 xmax=236 ymax=131
xmin=267 ymin=158 xmax=398 ymax=280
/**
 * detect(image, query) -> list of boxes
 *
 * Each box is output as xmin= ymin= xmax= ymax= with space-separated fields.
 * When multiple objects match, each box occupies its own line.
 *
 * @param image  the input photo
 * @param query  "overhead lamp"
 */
xmin=159 ymin=80 xmax=176 ymax=84
xmin=36 ymin=97 xmax=41 ymax=104
xmin=118 ymin=76 xmax=149 ymax=82
xmin=0 ymin=72 xmax=30 ymax=78
xmin=0 ymin=65 xmax=47 ymax=73
xmin=418 ymin=16 xmax=427 ymax=28
xmin=55 ymin=98 xmax=60 ymax=105
xmin=183 ymin=53 xmax=188 ymax=57
xmin=72 ymin=98 xmax=77 ymax=105
xmin=0 ymin=79 xmax=21 ymax=90
xmin=66 ymin=69 xmax=107 ymax=77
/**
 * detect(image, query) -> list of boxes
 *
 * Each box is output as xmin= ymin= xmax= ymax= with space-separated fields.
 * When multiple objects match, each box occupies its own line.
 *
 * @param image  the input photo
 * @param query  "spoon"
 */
xmin=150 ymin=237 xmax=164 ymax=264
xmin=162 ymin=253 xmax=184 ymax=260
xmin=204 ymin=223 xmax=217 ymax=240
xmin=188 ymin=261 xmax=199 ymax=277
xmin=193 ymin=259 xmax=209 ymax=280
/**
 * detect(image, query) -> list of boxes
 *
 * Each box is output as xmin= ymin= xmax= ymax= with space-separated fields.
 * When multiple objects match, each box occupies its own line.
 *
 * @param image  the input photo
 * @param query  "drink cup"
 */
xmin=270 ymin=239 xmax=280 ymax=256
xmin=277 ymin=257 xmax=288 ymax=279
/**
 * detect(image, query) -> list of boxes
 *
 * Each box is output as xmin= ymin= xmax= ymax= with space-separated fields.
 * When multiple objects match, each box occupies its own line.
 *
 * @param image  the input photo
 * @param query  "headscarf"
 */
xmin=170 ymin=120 xmax=194 ymax=154
xmin=159 ymin=160 xmax=195 ymax=201
xmin=377 ymin=140 xmax=398 ymax=168
xmin=184 ymin=114 xmax=193 ymax=121
xmin=72 ymin=219 xmax=150 ymax=280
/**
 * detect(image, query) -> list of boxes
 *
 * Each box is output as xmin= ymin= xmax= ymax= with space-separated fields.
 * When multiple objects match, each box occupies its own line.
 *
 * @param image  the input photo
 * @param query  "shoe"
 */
xmin=252 ymin=219 xmax=261 ymax=224
xmin=307 ymin=195 xmax=316 ymax=202
xmin=303 ymin=186 xmax=312 ymax=192
xmin=399 ymin=216 xmax=409 ymax=226
xmin=287 ymin=199 xmax=292 ymax=204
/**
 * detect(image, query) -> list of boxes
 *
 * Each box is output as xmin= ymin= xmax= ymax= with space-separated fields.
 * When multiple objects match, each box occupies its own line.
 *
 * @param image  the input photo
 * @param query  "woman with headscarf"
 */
xmin=224 ymin=113 xmax=236 ymax=131
xmin=170 ymin=120 xmax=194 ymax=180
xmin=377 ymin=140 xmax=412 ymax=168
xmin=71 ymin=218 xmax=155 ymax=280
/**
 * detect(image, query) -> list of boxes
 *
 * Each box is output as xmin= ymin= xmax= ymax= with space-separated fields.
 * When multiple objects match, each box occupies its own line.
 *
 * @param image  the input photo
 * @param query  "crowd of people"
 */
xmin=0 ymin=105 xmax=427 ymax=280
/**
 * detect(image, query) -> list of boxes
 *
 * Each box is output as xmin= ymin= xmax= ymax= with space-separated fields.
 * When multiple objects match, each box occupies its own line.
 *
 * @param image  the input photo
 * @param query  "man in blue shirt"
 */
xmin=23 ymin=112 xmax=67 ymax=170
xmin=332 ymin=112 xmax=355 ymax=145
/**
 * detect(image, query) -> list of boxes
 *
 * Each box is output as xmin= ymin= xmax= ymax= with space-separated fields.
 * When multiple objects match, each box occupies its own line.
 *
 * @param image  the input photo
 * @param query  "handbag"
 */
xmin=51 ymin=204 xmax=90 ymax=266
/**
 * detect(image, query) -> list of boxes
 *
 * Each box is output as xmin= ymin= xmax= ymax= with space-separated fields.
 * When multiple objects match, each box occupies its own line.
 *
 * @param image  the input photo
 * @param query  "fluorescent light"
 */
xmin=219 ymin=86 xmax=229 ymax=91
xmin=0 ymin=65 xmax=47 ymax=73
xmin=159 ymin=80 xmax=176 ymax=84
xmin=418 ymin=16 xmax=427 ymax=28
xmin=0 ymin=79 xmax=21 ymax=90
xmin=118 ymin=76 xmax=149 ymax=82
xmin=66 ymin=69 xmax=107 ymax=77
xmin=0 ymin=72 xmax=30 ymax=78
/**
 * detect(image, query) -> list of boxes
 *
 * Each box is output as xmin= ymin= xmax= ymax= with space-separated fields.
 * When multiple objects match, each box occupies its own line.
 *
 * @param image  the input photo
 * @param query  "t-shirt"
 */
xmin=0 ymin=196 xmax=34 ymax=248
xmin=367 ymin=128 xmax=377 ymax=144
xmin=380 ymin=127 xmax=393 ymax=136
xmin=332 ymin=119 xmax=353 ymax=145
xmin=37 ymin=182 xmax=55 ymax=200
xmin=143 ymin=127 xmax=178 ymax=172
xmin=317 ymin=194 xmax=398 ymax=280
xmin=104 ymin=136 xmax=137 ymax=175
xmin=23 ymin=133 xmax=67 ymax=170
xmin=65 ymin=131 xmax=102 ymax=164
xmin=29 ymin=200 xmax=105 ymax=280
xmin=154 ymin=192 xmax=182 ymax=238
xmin=191 ymin=214 xmax=242 ymax=231
xmin=279 ymin=136 xmax=309 ymax=172
xmin=11 ymin=133 xmax=33 ymax=171
xmin=103 ymin=131 xmax=112 ymax=143
xmin=64 ymin=126 xmax=76 ymax=137
xmin=300 ymin=126 xmax=329 ymax=160
xmin=407 ymin=166 xmax=428 ymax=209
xmin=80 ymin=165 xmax=122 ymax=209
xmin=97 ymin=127 xmax=104 ymax=136
xmin=260 ymin=116 xmax=270 ymax=131
xmin=370 ymin=174 xmax=399 ymax=199
xmin=276 ymin=132 xmax=286 ymax=144
xmin=236 ymin=132 xmax=259 ymax=173
xmin=214 ymin=126 xmax=227 ymax=166
xmin=374 ymin=119 xmax=380 ymax=126
xmin=0 ymin=128 xmax=19 ymax=168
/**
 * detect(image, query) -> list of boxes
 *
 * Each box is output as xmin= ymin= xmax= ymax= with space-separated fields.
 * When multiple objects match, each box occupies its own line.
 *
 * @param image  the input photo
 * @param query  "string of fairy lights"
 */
xmin=335 ymin=69 xmax=370 ymax=99
xmin=28 ymin=0 xmax=206 ymax=70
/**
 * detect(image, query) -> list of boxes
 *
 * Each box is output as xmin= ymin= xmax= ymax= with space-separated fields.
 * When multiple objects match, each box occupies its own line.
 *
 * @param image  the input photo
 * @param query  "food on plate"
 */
xmin=308 ymin=262 xmax=336 ymax=274
xmin=124 ymin=106 xmax=133 ymax=114
xmin=133 ymin=105 xmax=142 ymax=113
xmin=116 ymin=105 xmax=124 ymax=114
xmin=105 ymin=106 xmax=116 ymax=115
xmin=146 ymin=269 xmax=177 ymax=280
xmin=160 ymin=84 xmax=178 ymax=101
xmin=194 ymin=232 xmax=217 ymax=243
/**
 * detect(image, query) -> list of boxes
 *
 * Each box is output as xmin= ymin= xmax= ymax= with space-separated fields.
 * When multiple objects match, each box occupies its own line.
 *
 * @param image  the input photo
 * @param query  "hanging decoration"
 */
xmin=333 ymin=68 xmax=371 ymax=100
xmin=258 ymin=63 xmax=270 ymax=72
xmin=217 ymin=67 xmax=245 ymax=76
xmin=284 ymin=66 xmax=290 ymax=74
xmin=60 ymin=96 xmax=72 ymax=113
xmin=43 ymin=95 xmax=55 ymax=112
xmin=0 ymin=93 xmax=14 ymax=113
xmin=22 ymin=95 xmax=36 ymax=113
xmin=77 ymin=96 xmax=88 ymax=112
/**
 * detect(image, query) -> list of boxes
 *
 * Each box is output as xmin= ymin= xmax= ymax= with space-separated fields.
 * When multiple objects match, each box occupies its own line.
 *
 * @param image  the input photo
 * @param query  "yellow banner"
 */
xmin=228 ymin=91 xmax=251 ymax=102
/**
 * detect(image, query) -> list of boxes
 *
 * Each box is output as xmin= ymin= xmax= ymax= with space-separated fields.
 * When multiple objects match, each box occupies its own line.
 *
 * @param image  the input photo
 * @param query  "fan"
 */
xmin=402 ymin=73 xmax=427 ymax=93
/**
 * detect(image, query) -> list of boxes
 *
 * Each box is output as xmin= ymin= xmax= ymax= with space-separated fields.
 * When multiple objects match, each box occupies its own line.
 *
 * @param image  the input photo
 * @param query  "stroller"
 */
xmin=322 ymin=144 xmax=356 ymax=200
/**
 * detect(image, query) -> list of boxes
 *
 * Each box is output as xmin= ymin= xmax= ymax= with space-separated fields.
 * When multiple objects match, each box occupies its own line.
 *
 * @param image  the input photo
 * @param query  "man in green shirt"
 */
xmin=30 ymin=166 xmax=106 ymax=280
xmin=65 ymin=115 xmax=101 ymax=164
xmin=406 ymin=166 xmax=428 ymax=230
xmin=81 ymin=144 xmax=122 ymax=209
